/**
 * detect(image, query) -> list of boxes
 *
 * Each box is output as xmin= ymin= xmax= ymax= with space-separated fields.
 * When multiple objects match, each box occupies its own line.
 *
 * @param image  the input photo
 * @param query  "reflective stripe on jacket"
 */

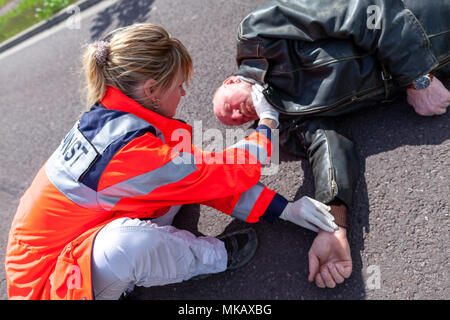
xmin=5 ymin=86 xmax=276 ymax=300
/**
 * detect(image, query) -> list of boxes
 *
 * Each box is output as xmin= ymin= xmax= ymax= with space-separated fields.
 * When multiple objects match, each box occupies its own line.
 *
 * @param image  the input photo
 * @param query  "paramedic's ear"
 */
xmin=143 ymin=78 xmax=158 ymax=98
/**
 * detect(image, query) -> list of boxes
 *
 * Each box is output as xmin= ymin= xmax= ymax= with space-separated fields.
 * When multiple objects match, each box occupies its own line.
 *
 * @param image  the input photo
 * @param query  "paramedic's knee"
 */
xmin=93 ymin=218 xmax=164 ymax=282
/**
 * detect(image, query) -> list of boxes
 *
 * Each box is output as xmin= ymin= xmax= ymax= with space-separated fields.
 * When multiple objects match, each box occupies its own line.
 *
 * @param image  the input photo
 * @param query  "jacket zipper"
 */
xmin=329 ymin=168 xmax=338 ymax=197
xmin=266 ymin=85 xmax=385 ymax=116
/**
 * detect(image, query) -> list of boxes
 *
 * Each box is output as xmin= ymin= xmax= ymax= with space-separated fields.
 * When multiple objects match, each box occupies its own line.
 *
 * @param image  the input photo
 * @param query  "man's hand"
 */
xmin=407 ymin=76 xmax=450 ymax=116
xmin=308 ymin=228 xmax=352 ymax=288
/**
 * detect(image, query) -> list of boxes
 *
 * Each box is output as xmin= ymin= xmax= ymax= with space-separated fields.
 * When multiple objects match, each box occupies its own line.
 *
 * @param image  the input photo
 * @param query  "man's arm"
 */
xmin=301 ymin=118 xmax=358 ymax=287
xmin=301 ymin=117 xmax=360 ymax=229
xmin=237 ymin=0 xmax=439 ymax=87
xmin=252 ymin=78 xmax=358 ymax=287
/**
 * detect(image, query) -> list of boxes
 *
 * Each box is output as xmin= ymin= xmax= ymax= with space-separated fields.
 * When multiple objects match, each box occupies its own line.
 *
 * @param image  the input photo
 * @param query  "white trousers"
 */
xmin=91 ymin=206 xmax=228 ymax=300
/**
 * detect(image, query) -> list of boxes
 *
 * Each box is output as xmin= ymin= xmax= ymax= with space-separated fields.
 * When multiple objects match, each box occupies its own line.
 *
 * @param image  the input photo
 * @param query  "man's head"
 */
xmin=213 ymin=76 xmax=259 ymax=126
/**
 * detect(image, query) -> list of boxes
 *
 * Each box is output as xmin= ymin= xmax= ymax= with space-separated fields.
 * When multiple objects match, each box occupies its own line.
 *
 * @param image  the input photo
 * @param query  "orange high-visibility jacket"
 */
xmin=5 ymin=87 xmax=286 ymax=300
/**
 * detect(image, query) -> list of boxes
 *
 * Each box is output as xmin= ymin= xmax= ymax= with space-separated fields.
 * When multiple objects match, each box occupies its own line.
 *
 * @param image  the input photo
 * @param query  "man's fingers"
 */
xmin=308 ymin=252 xmax=320 ymax=282
xmin=328 ymin=263 xmax=345 ymax=284
xmin=315 ymin=273 xmax=326 ymax=288
xmin=434 ymin=104 xmax=447 ymax=114
xmin=317 ymin=263 xmax=351 ymax=288
xmin=337 ymin=262 xmax=353 ymax=278
xmin=416 ymin=107 xmax=434 ymax=116
xmin=320 ymin=267 xmax=337 ymax=288
xmin=436 ymin=108 xmax=446 ymax=115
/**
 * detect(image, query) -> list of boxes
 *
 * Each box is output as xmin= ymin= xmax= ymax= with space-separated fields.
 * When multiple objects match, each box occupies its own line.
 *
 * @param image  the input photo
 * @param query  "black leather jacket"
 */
xmin=235 ymin=0 xmax=450 ymax=213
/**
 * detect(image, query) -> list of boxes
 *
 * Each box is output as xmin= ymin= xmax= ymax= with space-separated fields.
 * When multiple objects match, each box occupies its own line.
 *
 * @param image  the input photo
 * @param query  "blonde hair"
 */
xmin=82 ymin=23 xmax=193 ymax=109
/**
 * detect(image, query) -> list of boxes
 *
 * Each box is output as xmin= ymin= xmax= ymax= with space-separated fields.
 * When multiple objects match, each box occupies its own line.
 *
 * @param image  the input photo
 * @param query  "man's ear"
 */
xmin=143 ymin=78 xmax=158 ymax=98
xmin=222 ymin=76 xmax=241 ymax=85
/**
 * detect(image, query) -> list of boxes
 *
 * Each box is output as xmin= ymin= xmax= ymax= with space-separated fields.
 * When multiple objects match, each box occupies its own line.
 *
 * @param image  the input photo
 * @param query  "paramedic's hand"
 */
xmin=308 ymin=227 xmax=352 ymax=288
xmin=280 ymin=197 xmax=338 ymax=233
xmin=407 ymin=76 xmax=450 ymax=116
xmin=251 ymin=83 xmax=279 ymax=126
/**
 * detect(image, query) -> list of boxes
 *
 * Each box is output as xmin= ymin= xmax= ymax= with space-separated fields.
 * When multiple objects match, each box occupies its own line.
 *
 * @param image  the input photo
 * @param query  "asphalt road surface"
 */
xmin=0 ymin=0 xmax=449 ymax=300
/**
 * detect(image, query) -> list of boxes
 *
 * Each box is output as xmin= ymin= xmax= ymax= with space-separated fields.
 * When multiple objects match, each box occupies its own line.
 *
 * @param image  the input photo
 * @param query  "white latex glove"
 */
xmin=251 ymin=83 xmax=279 ymax=126
xmin=406 ymin=76 xmax=450 ymax=116
xmin=280 ymin=196 xmax=339 ymax=233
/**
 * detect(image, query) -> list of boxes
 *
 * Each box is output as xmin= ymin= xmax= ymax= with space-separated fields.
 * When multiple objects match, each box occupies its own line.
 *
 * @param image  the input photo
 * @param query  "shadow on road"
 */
xmin=89 ymin=0 xmax=155 ymax=41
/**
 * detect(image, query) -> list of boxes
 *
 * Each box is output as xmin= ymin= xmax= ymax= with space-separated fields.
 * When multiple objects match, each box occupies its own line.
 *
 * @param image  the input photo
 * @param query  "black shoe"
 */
xmin=189 ymin=228 xmax=258 ymax=281
xmin=118 ymin=285 xmax=136 ymax=300
xmin=218 ymin=228 xmax=258 ymax=271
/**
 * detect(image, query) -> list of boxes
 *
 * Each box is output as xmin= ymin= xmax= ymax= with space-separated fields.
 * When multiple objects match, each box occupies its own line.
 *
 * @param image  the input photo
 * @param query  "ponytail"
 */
xmin=82 ymin=42 xmax=108 ymax=108
xmin=81 ymin=24 xmax=193 ymax=110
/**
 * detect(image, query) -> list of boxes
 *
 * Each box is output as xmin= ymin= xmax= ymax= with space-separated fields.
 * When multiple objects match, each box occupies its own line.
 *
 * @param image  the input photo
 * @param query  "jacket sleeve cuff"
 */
xmin=327 ymin=199 xmax=349 ymax=229
xmin=255 ymin=124 xmax=272 ymax=141
xmin=261 ymin=193 xmax=289 ymax=224
xmin=394 ymin=49 xmax=439 ymax=87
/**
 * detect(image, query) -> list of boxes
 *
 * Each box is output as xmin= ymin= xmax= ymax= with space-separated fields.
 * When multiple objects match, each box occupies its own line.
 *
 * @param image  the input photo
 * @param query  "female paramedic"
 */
xmin=5 ymin=24 xmax=337 ymax=300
